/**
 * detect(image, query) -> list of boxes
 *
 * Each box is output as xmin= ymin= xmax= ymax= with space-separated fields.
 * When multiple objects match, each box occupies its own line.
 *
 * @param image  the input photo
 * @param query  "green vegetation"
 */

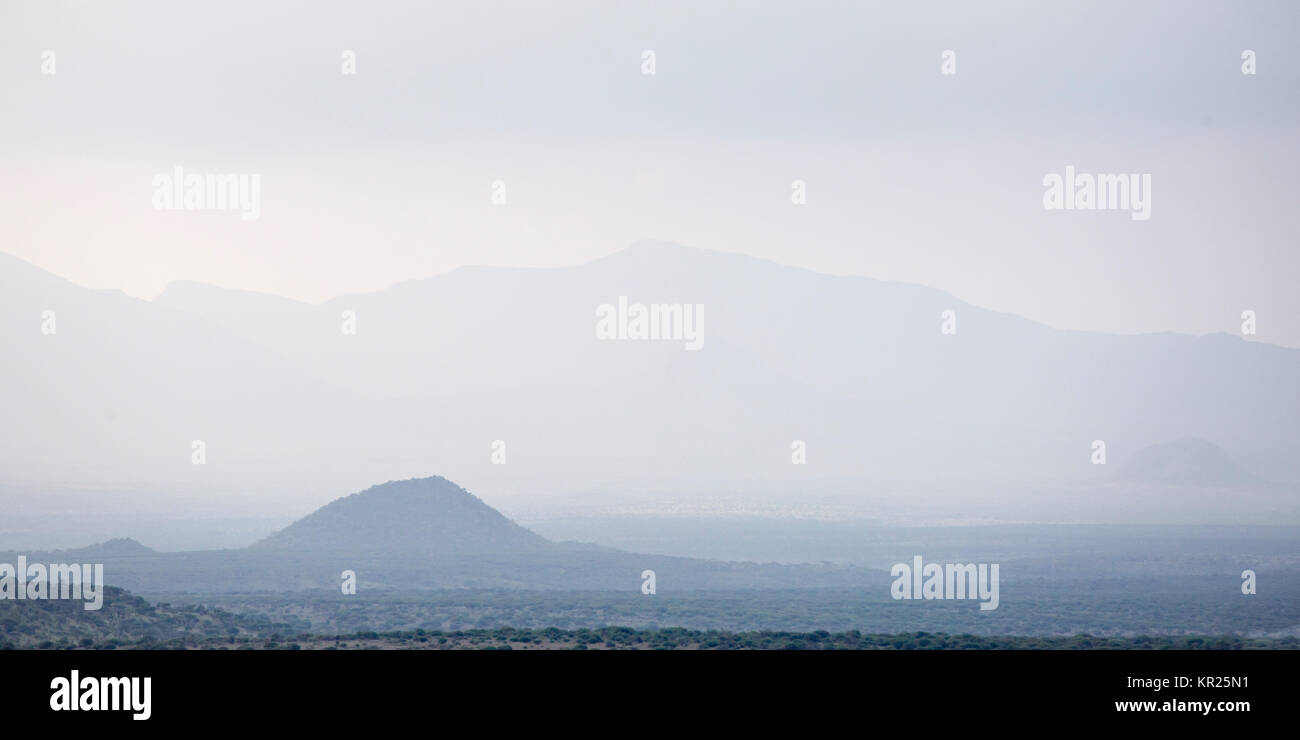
xmin=7 ymin=621 xmax=1297 ymax=652
xmin=5 ymin=584 xmax=1298 ymax=650
xmin=0 ymin=587 xmax=296 ymax=649
xmin=155 ymin=575 xmax=1300 ymax=638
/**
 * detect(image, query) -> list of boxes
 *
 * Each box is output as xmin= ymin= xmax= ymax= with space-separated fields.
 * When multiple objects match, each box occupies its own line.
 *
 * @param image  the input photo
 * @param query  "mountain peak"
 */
xmin=71 ymin=537 xmax=155 ymax=557
xmin=253 ymin=476 xmax=550 ymax=554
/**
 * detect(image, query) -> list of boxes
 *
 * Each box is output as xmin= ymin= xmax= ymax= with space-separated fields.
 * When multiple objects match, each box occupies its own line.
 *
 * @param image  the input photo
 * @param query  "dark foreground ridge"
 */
xmin=3 ymin=585 xmax=1297 ymax=650
xmin=210 ymin=629 xmax=1300 ymax=650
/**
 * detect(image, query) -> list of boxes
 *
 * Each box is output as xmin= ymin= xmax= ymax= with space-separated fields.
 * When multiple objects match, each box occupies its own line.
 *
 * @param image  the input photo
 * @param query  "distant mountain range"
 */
xmin=2 ymin=242 xmax=1297 ymax=501
xmin=2 ymin=476 xmax=880 ymax=592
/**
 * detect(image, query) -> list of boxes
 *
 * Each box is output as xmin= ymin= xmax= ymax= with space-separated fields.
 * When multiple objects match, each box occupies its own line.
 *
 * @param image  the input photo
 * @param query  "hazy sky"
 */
xmin=3 ymin=0 xmax=1298 ymax=345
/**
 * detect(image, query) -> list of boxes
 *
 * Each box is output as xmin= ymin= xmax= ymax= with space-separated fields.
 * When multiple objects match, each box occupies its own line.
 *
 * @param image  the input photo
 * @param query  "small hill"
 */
xmin=0 ymin=537 xmax=156 ymax=562
xmin=1116 ymin=438 xmax=1261 ymax=487
xmin=68 ymin=537 xmax=156 ymax=557
xmin=252 ymin=476 xmax=551 ymax=554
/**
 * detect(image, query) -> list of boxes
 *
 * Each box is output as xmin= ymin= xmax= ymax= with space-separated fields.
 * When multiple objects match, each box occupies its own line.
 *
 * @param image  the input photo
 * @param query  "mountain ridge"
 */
xmin=252 ymin=476 xmax=551 ymax=553
xmin=3 ymin=241 xmax=1299 ymax=493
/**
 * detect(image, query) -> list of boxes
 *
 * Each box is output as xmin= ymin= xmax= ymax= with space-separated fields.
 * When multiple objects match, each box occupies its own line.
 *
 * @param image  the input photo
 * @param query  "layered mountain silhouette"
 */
xmin=1 ymin=476 xmax=879 ymax=592
xmin=3 ymin=242 xmax=1298 ymax=502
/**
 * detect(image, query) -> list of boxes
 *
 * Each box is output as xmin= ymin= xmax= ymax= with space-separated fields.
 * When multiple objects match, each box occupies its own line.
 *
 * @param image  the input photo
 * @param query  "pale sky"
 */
xmin=2 ymin=0 xmax=1298 ymax=345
